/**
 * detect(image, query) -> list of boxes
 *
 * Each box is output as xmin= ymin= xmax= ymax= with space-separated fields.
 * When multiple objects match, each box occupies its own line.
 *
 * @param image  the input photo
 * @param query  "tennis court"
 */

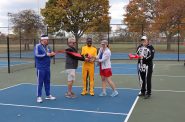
xmin=0 ymin=59 xmax=185 ymax=122
xmin=0 ymin=83 xmax=139 ymax=122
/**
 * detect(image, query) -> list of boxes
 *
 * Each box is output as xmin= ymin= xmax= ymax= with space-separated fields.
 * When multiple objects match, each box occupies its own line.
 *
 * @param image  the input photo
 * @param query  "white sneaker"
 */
xmin=45 ymin=95 xmax=56 ymax=100
xmin=37 ymin=97 xmax=43 ymax=103
xmin=99 ymin=92 xmax=107 ymax=97
xmin=110 ymin=90 xmax=118 ymax=97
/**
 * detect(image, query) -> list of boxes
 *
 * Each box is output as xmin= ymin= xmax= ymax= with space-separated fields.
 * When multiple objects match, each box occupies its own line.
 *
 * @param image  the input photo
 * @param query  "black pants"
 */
xmin=138 ymin=65 xmax=153 ymax=95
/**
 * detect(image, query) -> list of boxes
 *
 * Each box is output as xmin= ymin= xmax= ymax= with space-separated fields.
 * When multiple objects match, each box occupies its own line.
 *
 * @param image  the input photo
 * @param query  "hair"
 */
xmin=68 ymin=38 xmax=76 ymax=43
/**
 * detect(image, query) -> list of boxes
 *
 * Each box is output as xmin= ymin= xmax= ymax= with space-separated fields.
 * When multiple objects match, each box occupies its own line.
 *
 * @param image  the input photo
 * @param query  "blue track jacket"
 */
xmin=34 ymin=43 xmax=52 ymax=70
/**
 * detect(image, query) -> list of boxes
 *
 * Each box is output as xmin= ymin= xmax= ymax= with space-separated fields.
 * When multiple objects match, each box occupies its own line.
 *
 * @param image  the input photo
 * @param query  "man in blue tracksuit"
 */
xmin=34 ymin=35 xmax=56 ymax=103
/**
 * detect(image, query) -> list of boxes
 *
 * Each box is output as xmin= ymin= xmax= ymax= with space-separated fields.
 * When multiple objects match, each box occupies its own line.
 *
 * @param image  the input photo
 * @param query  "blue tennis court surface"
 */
xmin=0 ymin=84 xmax=139 ymax=122
xmin=0 ymin=61 xmax=32 ymax=68
xmin=77 ymin=63 xmax=137 ymax=75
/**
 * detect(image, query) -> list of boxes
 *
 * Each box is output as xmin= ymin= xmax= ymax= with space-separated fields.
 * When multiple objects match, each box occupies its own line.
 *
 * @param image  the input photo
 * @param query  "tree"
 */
xmin=154 ymin=0 xmax=185 ymax=50
xmin=41 ymin=0 xmax=110 ymax=49
xmin=124 ymin=0 xmax=156 ymax=48
xmin=124 ymin=0 xmax=156 ymax=34
xmin=124 ymin=0 xmax=185 ymax=50
xmin=10 ymin=10 xmax=44 ymax=50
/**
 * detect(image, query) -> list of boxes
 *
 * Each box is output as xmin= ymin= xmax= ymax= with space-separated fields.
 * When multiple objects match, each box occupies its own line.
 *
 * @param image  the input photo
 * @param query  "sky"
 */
xmin=0 ymin=0 xmax=129 ymax=31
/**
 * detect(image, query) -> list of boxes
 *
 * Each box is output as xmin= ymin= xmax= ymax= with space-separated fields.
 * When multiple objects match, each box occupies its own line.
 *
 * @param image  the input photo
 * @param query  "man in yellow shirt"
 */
xmin=81 ymin=37 xmax=97 ymax=96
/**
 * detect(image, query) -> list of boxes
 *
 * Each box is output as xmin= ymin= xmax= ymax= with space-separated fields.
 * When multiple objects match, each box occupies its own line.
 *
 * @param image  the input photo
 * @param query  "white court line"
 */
xmin=0 ymin=103 xmax=127 ymax=116
xmin=153 ymin=89 xmax=185 ymax=93
xmin=124 ymin=96 xmax=139 ymax=122
xmin=1 ymin=83 xmax=185 ymax=93
xmin=0 ymin=83 xmax=24 ymax=91
xmin=152 ymin=74 xmax=185 ymax=78
xmin=113 ymin=73 xmax=185 ymax=78
xmin=11 ymin=83 xmax=185 ymax=93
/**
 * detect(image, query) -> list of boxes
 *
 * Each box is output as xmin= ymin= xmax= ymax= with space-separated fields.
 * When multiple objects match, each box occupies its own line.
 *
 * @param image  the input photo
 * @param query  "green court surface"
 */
xmin=0 ymin=59 xmax=185 ymax=122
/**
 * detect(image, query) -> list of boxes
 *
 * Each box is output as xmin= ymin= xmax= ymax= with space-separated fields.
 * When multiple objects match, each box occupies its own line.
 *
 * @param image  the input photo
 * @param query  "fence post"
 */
xmin=7 ymin=36 xmax=10 ymax=73
xmin=177 ymin=23 xmax=180 ymax=61
xmin=19 ymin=27 xmax=22 ymax=59
xmin=46 ymin=26 xmax=48 ymax=35
xmin=34 ymin=39 xmax=36 ymax=68
xmin=52 ymin=39 xmax=55 ymax=64
xmin=108 ymin=24 xmax=110 ymax=44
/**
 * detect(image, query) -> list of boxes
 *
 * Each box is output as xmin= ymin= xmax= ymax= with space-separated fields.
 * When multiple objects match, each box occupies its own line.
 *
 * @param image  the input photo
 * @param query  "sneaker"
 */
xmin=65 ymin=92 xmax=77 ymax=98
xmin=99 ymin=92 xmax=107 ymax=97
xmin=45 ymin=95 xmax=56 ymax=100
xmin=110 ymin=90 xmax=118 ymax=97
xmin=138 ymin=93 xmax=145 ymax=97
xmin=65 ymin=92 xmax=71 ymax=98
xmin=81 ymin=91 xmax=88 ymax=96
xmin=90 ymin=92 xmax=95 ymax=96
xmin=37 ymin=97 xmax=43 ymax=103
xmin=71 ymin=92 xmax=77 ymax=98
xmin=144 ymin=94 xmax=151 ymax=99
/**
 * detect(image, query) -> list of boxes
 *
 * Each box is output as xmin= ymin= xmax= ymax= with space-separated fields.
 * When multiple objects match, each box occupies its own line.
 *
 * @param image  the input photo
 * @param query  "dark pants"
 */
xmin=138 ymin=65 xmax=153 ymax=95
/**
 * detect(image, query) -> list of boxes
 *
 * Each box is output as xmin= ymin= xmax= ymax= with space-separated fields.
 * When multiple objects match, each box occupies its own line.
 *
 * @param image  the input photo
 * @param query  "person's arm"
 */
xmin=66 ymin=48 xmax=85 ymax=61
xmin=136 ymin=45 xmax=142 ymax=55
xmin=96 ymin=48 xmax=102 ymax=59
xmin=34 ymin=44 xmax=46 ymax=58
xmin=98 ymin=50 xmax=110 ymax=63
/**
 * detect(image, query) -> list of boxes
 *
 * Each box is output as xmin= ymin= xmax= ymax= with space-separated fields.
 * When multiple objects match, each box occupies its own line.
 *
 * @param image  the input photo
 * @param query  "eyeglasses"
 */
xmin=87 ymin=42 xmax=92 ymax=44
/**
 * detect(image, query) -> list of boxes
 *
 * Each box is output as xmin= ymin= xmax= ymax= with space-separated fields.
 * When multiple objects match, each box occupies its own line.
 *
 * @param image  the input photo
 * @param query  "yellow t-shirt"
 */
xmin=81 ymin=45 xmax=97 ymax=66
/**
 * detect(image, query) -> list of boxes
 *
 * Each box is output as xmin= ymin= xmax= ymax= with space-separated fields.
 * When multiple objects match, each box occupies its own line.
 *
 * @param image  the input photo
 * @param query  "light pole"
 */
xmin=7 ymin=12 xmax=12 ymax=36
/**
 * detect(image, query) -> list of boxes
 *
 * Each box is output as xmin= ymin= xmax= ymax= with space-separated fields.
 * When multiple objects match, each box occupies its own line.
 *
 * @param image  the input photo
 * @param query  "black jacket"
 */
xmin=65 ymin=47 xmax=84 ymax=69
xmin=136 ymin=44 xmax=155 ymax=65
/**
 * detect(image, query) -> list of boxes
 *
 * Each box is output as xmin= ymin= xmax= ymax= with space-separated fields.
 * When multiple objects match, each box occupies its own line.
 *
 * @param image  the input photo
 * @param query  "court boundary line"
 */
xmin=108 ymin=73 xmax=185 ymax=78
xmin=0 ymin=83 xmax=23 ymax=91
xmin=1 ymin=83 xmax=185 ymax=93
xmin=124 ymin=96 xmax=139 ymax=122
xmin=0 ymin=102 xmax=127 ymax=116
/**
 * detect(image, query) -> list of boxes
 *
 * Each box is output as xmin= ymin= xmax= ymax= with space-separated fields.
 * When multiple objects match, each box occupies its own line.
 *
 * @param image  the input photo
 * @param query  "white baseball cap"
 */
xmin=141 ymin=36 xmax=147 ymax=40
xmin=101 ymin=40 xmax=108 ymax=45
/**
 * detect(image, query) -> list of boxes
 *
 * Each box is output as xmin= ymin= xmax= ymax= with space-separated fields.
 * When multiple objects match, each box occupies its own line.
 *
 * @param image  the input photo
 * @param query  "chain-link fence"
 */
xmin=1 ymin=23 xmax=185 ymax=73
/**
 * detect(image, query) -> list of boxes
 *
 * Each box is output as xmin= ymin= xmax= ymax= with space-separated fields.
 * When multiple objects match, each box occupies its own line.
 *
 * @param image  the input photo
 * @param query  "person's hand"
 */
xmin=98 ymin=59 xmax=101 ymax=63
xmin=85 ymin=58 xmax=90 ymax=62
xmin=47 ymin=52 xmax=56 ymax=57
xmin=89 ymin=56 xmax=96 ymax=62
xmin=51 ymin=52 xmax=56 ymax=56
